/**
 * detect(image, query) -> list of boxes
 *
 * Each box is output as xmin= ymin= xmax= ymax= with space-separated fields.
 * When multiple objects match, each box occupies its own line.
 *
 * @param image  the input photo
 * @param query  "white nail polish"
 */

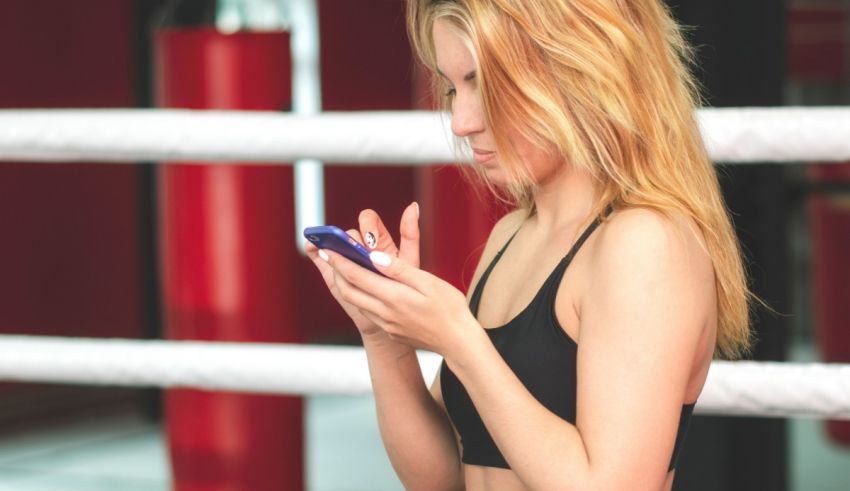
xmin=318 ymin=250 xmax=329 ymax=262
xmin=370 ymin=251 xmax=392 ymax=267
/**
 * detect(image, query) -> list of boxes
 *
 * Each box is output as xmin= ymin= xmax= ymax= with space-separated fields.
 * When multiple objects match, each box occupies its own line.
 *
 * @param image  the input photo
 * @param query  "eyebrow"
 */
xmin=436 ymin=68 xmax=477 ymax=82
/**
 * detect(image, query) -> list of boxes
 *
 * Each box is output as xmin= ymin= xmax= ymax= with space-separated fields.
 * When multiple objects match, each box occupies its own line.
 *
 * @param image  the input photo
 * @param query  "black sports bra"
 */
xmin=440 ymin=210 xmax=695 ymax=472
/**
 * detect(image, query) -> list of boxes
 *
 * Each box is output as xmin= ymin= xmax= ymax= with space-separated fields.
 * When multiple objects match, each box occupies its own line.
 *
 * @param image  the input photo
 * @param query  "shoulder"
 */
xmin=574 ymin=207 xmax=715 ymax=484
xmin=489 ymin=208 xmax=528 ymax=246
xmin=592 ymin=206 xmax=711 ymax=279
xmin=582 ymin=205 xmax=715 ymax=335
xmin=598 ymin=206 xmax=691 ymax=247
xmin=482 ymin=207 xmax=528 ymax=262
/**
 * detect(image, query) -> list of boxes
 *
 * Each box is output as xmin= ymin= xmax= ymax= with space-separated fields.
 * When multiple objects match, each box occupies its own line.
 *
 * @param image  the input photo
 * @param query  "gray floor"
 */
xmin=0 ymin=396 xmax=402 ymax=491
xmin=0 ymin=346 xmax=848 ymax=490
xmin=787 ymin=342 xmax=850 ymax=491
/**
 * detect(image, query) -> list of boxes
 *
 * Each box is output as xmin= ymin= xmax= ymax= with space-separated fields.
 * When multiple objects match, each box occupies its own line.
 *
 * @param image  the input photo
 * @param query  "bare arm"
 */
xmin=443 ymin=209 xmax=713 ymax=490
xmin=308 ymin=204 xmax=513 ymax=489
xmin=362 ymin=334 xmax=462 ymax=490
xmin=361 ymin=205 xmax=525 ymax=488
xmin=311 ymin=206 xmax=528 ymax=489
xmin=307 ymin=204 xmax=460 ymax=488
xmin=363 ymin=207 xmax=527 ymax=489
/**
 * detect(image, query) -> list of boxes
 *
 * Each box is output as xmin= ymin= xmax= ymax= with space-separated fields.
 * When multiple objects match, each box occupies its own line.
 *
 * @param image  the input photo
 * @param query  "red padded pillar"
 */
xmin=416 ymin=165 xmax=503 ymax=290
xmin=154 ymin=26 xmax=303 ymax=490
xmin=810 ymin=163 xmax=850 ymax=446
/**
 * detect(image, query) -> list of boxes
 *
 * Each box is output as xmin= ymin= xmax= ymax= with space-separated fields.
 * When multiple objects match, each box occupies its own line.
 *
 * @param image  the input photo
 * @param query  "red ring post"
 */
xmin=154 ymin=26 xmax=304 ymax=490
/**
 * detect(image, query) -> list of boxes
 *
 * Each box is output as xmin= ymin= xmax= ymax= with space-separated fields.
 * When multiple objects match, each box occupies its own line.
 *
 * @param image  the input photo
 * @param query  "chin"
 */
xmin=478 ymin=163 xmax=500 ymax=177
xmin=482 ymin=169 xmax=511 ymax=188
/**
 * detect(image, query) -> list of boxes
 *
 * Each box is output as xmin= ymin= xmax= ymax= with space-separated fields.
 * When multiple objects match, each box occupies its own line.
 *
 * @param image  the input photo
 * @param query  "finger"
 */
xmin=305 ymin=240 xmax=329 ymax=267
xmin=346 ymin=228 xmax=365 ymax=245
xmin=398 ymin=201 xmax=420 ymax=267
xmin=359 ymin=209 xmax=399 ymax=255
xmin=305 ymin=240 xmax=319 ymax=254
xmin=367 ymin=250 xmax=431 ymax=294
xmin=323 ymin=248 xmax=384 ymax=288
xmin=331 ymin=261 xmax=391 ymax=317
xmin=306 ymin=244 xmax=338 ymax=285
xmin=359 ymin=308 xmax=386 ymax=330
xmin=323 ymin=247 xmax=421 ymax=301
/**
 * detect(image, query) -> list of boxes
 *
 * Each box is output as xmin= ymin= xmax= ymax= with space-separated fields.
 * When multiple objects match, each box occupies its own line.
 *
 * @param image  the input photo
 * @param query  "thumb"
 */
xmin=369 ymin=250 xmax=429 ymax=293
xmin=398 ymin=201 xmax=420 ymax=268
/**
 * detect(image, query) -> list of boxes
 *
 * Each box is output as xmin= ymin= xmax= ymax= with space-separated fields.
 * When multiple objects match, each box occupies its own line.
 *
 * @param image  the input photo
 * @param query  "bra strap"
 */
xmin=547 ymin=204 xmax=612 ymax=292
xmin=469 ymin=226 xmax=521 ymax=316
xmin=561 ymin=213 xmax=604 ymax=265
xmin=470 ymin=204 xmax=612 ymax=315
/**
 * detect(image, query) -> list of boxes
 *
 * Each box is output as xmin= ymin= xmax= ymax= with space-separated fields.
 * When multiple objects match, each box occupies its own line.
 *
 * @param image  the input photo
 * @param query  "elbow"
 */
xmin=420 ymin=481 xmax=464 ymax=491
xmin=532 ymin=463 xmax=665 ymax=491
xmin=398 ymin=462 xmax=464 ymax=491
xmin=581 ymin=470 xmax=668 ymax=491
xmin=403 ymin=476 xmax=464 ymax=491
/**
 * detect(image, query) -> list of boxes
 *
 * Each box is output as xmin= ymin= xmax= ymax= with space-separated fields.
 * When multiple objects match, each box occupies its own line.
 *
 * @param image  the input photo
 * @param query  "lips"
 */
xmin=472 ymin=148 xmax=495 ymax=164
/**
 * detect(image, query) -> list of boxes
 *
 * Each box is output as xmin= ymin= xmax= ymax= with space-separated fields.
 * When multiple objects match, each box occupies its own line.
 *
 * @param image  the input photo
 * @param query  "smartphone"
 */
xmin=304 ymin=225 xmax=382 ymax=275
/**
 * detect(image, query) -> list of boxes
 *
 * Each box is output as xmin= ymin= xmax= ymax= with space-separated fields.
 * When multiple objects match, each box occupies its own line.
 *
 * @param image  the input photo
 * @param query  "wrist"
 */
xmin=443 ymin=314 xmax=491 ymax=373
xmin=361 ymin=330 xmax=415 ymax=356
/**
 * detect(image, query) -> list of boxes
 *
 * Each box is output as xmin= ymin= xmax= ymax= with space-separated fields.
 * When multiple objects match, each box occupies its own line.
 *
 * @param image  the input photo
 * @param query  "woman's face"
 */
xmin=431 ymin=18 xmax=562 ymax=187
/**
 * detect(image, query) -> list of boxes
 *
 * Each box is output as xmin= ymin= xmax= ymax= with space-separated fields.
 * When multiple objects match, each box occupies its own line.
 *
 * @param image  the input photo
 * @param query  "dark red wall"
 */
xmin=0 ymin=2 xmax=142 ymax=339
xmin=788 ymin=3 xmax=848 ymax=83
xmin=0 ymin=1 xmax=134 ymax=108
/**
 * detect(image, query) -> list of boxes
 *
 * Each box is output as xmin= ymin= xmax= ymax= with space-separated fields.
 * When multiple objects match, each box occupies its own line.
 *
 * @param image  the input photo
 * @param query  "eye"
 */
xmin=444 ymin=87 xmax=456 ymax=98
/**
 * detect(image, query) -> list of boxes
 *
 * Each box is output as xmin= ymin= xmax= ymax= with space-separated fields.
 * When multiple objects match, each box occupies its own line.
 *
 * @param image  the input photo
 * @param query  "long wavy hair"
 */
xmin=406 ymin=0 xmax=752 ymax=359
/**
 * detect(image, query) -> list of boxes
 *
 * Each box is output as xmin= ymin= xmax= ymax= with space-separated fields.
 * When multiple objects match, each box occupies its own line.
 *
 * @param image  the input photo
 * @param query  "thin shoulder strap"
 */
xmin=560 ymin=215 xmax=603 ymax=265
xmin=470 ymin=203 xmax=613 ymax=315
xmin=554 ymin=203 xmax=614 ymax=274
xmin=468 ymin=226 xmax=521 ymax=315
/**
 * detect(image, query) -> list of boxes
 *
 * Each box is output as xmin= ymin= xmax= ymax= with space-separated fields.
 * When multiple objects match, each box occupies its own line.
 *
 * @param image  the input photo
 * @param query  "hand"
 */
xmin=358 ymin=204 xmax=420 ymax=269
xmin=305 ymin=202 xmax=420 ymax=338
xmin=319 ymin=247 xmax=480 ymax=357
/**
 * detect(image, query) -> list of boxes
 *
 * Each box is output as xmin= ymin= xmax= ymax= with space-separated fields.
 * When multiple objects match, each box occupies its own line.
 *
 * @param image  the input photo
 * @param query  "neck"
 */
xmin=529 ymin=164 xmax=600 ymax=233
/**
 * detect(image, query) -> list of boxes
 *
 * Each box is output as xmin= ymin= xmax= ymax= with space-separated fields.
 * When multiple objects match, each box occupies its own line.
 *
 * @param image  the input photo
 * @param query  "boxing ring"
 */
xmin=0 ymin=106 xmax=849 ymax=421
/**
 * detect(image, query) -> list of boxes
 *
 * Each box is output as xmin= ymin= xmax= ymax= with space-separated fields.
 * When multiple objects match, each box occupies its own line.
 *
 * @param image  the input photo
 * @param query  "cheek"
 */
xmin=514 ymin=140 xmax=559 ymax=180
xmin=535 ymin=154 xmax=562 ymax=179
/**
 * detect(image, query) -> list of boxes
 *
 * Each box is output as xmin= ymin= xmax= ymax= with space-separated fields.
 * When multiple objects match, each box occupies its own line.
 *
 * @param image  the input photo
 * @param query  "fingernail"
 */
xmin=370 ymin=251 xmax=392 ymax=267
xmin=365 ymin=231 xmax=377 ymax=249
xmin=413 ymin=201 xmax=420 ymax=220
xmin=318 ymin=250 xmax=329 ymax=262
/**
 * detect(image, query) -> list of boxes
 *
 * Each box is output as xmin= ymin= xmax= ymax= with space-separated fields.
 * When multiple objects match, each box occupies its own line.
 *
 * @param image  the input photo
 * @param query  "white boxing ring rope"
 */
xmin=0 ymin=107 xmax=849 ymax=421
xmin=0 ymin=335 xmax=848 ymax=420
xmin=1 ymin=107 xmax=850 ymax=164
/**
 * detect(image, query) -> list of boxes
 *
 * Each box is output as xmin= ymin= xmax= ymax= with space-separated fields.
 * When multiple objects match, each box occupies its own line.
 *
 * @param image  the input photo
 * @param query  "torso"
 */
xmin=437 ymin=207 xmax=716 ymax=491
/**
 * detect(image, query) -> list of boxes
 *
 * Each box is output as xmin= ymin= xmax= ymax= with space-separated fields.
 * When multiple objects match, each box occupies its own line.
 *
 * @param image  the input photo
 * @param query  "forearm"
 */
xmin=363 ymin=334 xmax=463 ymax=490
xmin=445 ymin=328 xmax=593 ymax=491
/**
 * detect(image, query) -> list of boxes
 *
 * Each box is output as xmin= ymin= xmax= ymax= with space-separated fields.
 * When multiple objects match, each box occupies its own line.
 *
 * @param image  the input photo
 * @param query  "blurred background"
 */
xmin=0 ymin=0 xmax=848 ymax=490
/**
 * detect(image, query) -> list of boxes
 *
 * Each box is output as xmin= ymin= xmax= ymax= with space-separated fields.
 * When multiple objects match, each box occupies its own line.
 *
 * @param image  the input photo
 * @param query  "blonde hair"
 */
xmin=407 ymin=0 xmax=753 ymax=359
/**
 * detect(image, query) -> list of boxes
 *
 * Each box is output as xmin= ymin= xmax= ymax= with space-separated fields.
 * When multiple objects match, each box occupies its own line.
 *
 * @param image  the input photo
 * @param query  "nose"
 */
xmin=450 ymin=91 xmax=486 ymax=138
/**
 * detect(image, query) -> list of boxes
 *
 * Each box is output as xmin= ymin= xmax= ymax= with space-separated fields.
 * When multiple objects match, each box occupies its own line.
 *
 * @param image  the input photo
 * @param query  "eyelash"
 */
xmin=444 ymin=87 xmax=456 ymax=98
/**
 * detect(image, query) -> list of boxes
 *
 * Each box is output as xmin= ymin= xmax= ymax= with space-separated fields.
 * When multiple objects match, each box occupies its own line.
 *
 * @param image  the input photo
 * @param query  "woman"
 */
xmin=306 ymin=0 xmax=752 ymax=489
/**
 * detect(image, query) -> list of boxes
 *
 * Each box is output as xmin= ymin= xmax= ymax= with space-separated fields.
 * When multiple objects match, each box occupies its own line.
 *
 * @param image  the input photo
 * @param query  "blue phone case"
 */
xmin=304 ymin=225 xmax=381 ymax=274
